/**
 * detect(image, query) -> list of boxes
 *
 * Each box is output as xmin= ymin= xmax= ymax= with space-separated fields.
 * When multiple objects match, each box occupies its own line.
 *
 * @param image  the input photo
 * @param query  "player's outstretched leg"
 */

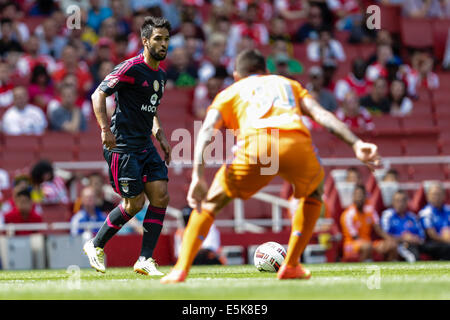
xmin=161 ymin=177 xmax=231 ymax=284
xmin=160 ymin=209 xmax=215 ymax=283
xmin=84 ymin=195 xmax=144 ymax=273
xmin=278 ymin=196 xmax=322 ymax=280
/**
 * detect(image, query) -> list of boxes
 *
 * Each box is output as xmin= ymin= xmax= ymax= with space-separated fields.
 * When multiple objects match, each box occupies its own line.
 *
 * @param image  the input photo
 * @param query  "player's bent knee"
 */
xmin=124 ymin=194 xmax=145 ymax=215
xmin=308 ymin=181 xmax=324 ymax=202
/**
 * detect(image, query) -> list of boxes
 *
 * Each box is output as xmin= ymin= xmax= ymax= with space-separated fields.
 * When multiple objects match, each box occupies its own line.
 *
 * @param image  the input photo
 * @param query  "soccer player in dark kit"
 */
xmin=84 ymin=16 xmax=172 ymax=276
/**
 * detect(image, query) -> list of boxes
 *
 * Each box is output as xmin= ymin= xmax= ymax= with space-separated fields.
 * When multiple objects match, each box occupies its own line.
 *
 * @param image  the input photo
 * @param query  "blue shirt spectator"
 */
xmin=87 ymin=2 xmax=113 ymax=33
xmin=381 ymin=208 xmax=424 ymax=240
xmin=419 ymin=204 xmax=450 ymax=236
xmin=419 ymin=182 xmax=450 ymax=242
xmin=70 ymin=186 xmax=107 ymax=236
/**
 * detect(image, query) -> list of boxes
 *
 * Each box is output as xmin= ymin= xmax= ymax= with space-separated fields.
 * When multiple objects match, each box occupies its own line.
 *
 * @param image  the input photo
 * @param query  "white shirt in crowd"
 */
xmin=307 ymin=39 xmax=346 ymax=62
xmin=1 ymin=103 xmax=47 ymax=135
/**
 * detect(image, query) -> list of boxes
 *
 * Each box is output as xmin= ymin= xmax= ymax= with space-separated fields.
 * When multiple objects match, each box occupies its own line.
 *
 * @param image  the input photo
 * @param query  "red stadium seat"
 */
xmin=41 ymin=204 xmax=72 ymax=223
xmin=401 ymin=115 xmax=435 ymax=131
xmin=371 ymin=115 xmax=402 ymax=132
xmin=380 ymin=4 xmax=402 ymax=34
xmin=41 ymin=132 xmax=76 ymax=150
xmin=403 ymin=137 xmax=439 ymax=156
xmin=3 ymin=135 xmax=41 ymax=151
xmin=435 ymin=114 xmax=450 ymax=131
xmin=400 ymin=18 xmax=433 ymax=48
xmin=407 ymin=164 xmax=445 ymax=182
xmin=432 ymin=19 xmax=450 ymax=61
xmin=366 ymin=136 xmax=404 ymax=156
xmin=411 ymin=101 xmax=433 ymax=116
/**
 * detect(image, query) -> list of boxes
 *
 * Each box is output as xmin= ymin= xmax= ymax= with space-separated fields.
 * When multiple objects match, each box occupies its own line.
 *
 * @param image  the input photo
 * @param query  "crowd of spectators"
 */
xmin=0 ymin=0 xmax=446 ymax=132
xmin=0 ymin=0 xmax=449 ymax=263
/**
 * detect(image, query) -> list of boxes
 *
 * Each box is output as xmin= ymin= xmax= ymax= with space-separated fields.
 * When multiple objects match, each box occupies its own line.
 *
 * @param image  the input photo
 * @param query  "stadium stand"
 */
xmin=0 ymin=1 xmax=449 ymax=264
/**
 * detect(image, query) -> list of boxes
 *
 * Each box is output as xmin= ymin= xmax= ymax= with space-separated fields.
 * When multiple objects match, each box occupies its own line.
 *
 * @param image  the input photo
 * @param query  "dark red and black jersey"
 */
xmin=98 ymin=54 xmax=167 ymax=153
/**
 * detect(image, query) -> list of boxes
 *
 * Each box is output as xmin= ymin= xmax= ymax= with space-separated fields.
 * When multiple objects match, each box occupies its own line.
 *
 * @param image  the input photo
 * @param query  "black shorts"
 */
xmin=103 ymin=144 xmax=168 ymax=198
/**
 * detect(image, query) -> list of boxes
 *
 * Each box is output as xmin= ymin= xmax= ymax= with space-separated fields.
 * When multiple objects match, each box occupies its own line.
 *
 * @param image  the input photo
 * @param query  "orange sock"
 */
xmin=174 ymin=209 xmax=215 ymax=272
xmin=284 ymin=197 xmax=322 ymax=267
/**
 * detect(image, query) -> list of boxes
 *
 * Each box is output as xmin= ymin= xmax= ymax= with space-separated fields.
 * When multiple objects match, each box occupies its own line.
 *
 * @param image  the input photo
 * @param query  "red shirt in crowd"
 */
xmin=4 ymin=206 xmax=43 ymax=236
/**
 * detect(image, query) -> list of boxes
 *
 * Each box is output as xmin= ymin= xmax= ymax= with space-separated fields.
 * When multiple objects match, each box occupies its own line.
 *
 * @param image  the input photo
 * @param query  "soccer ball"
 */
xmin=253 ymin=241 xmax=286 ymax=272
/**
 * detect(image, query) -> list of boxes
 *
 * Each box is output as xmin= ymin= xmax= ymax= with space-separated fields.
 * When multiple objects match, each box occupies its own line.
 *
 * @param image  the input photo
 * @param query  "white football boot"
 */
xmin=83 ymin=239 xmax=106 ymax=273
xmin=134 ymin=257 xmax=164 ymax=276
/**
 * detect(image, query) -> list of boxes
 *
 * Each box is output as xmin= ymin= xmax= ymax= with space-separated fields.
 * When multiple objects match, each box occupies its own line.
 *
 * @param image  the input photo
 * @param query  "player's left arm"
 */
xmin=152 ymin=113 xmax=171 ymax=165
xmin=300 ymin=95 xmax=381 ymax=171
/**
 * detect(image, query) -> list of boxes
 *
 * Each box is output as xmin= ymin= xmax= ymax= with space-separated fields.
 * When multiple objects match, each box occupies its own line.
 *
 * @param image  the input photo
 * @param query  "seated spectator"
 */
xmin=166 ymin=47 xmax=198 ymax=89
xmin=51 ymin=44 xmax=93 ymax=97
xmin=27 ymin=64 xmax=55 ymax=112
xmin=70 ymin=186 xmax=107 ymax=236
xmin=340 ymin=184 xmax=398 ymax=261
xmin=336 ymin=90 xmax=375 ymax=131
xmin=169 ymin=20 xmax=203 ymax=53
xmin=360 ymin=77 xmax=391 ymax=115
xmin=0 ymin=168 xmax=9 ymax=191
xmin=0 ymin=18 xmax=24 ymax=58
xmin=365 ymin=44 xmax=395 ymax=83
xmin=401 ymin=50 xmax=439 ymax=98
xmin=192 ymin=66 xmax=228 ymax=119
xmin=110 ymin=0 xmax=131 ymax=37
xmin=36 ymin=17 xmax=67 ymax=60
xmin=268 ymin=15 xmax=293 ymax=44
xmin=30 ymin=160 xmax=69 ymax=205
xmin=294 ymin=4 xmax=325 ymax=43
xmin=383 ymin=169 xmax=400 ymax=182
xmin=274 ymin=0 xmax=308 ymax=20
xmin=402 ymin=0 xmax=450 ymax=18
xmin=73 ymin=172 xmax=117 ymax=214
xmin=345 ymin=167 xmax=363 ymax=184
xmin=49 ymin=84 xmax=87 ymax=133
xmin=266 ymin=37 xmax=303 ymax=76
xmin=228 ymin=3 xmax=269 ymax=57
xmin=4 ymin=187 xmax=43 ymax=236
xmin=0 ymin=61 xmax=14 ymax=108
xmin=17 ymin=34 xmax=56 ymax=78
xmin=87 ymin=0 xmax=113 ymax=33
xmin=381 ymin=190 xmax=425 ymax=262
xmin=174 ymin=206 xmax=226 ymax=265
xmin=89 ymin=38 xmax=115 ymax=84
xmin=418 ymin=182 xmax=450 ymax=260
xmin=50 ymin=73 xmax=92 ymax=120
xmin=0 ymin=2 xmax=30 ymax=43
xmin=335 ymin=58 xmax=369 ymax=102
xmin=389 ymin=79 xmax=413 ymax=116
xmin=307 ymin=27 xmax=346 ymax=63
xmin=1 ymin=86 xmax=48 ymax=135
xmin=306 ymin=66 xmax=337 ymax=112
xmin=198 ymin=33 xmax=231 ymax=84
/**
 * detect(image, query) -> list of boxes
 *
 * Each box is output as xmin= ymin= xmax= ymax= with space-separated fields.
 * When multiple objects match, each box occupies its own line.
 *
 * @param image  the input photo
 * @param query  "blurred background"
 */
xmin=0 ymin=0 xmax=449 ymax=270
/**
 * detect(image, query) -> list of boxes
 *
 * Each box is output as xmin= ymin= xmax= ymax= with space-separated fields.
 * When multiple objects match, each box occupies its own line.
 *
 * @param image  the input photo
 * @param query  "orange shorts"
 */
xmin=213 ymin=130 xmax=324 ymax=200
xmin=343 ymin=239 xmax=384 ymax=260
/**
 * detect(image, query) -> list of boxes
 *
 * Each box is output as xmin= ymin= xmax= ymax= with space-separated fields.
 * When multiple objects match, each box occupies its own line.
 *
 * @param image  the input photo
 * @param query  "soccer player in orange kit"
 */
xmin=161 ymin=49 xmax=381 ymax=283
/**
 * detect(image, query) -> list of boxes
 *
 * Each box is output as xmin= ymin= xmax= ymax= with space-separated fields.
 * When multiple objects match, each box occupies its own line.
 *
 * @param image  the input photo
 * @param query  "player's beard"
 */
xmin=149 ymin=46 xmax=167 ymax=61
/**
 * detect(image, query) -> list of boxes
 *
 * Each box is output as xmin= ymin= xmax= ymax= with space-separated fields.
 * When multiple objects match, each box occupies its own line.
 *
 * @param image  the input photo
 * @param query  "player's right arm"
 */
xmin=300 ymin=95 xmax=381 ymax=171
xmin=91 ymin=88 xmax=116 ymax=150
xmin=187 ymin=109 xmax=224 ymax=209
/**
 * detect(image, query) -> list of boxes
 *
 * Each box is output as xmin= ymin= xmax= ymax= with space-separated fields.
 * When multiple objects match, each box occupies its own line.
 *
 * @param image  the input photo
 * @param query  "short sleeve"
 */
xmin=98 ymin=61 xmax=135 ymax=96
xmin=290 ymin=79 xmax=312 ymax=102
xmin=207 ymin=88 xmax=235 ymax=129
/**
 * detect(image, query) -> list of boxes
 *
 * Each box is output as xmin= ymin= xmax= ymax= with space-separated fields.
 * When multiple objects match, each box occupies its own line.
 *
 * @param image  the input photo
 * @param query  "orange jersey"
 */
xmin=207 ymin=74 xmax=313 ymax=139
xmin=340 ymin=203 xmax=380 ymax=243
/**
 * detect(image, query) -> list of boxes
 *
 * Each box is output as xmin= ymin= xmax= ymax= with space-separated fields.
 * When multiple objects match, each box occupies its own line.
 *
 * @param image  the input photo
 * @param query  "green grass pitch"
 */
xmin=0 ymin=262 xmax=449 ymax=300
